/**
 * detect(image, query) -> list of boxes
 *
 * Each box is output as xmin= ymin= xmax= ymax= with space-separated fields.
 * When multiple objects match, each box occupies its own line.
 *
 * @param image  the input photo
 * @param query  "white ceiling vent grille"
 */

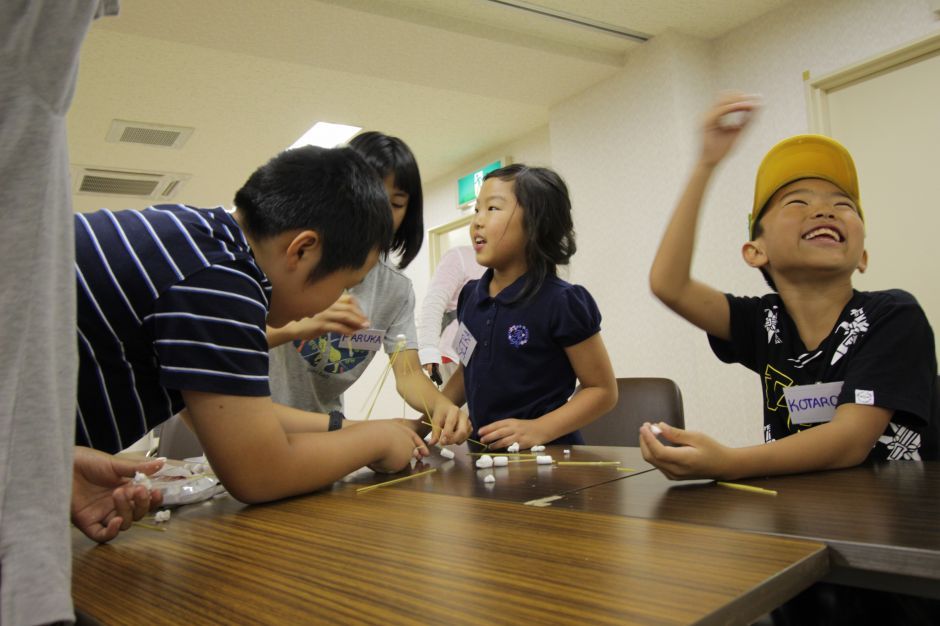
xmin=106 ymin=120 xmax=194 ymax=149
xmin=72 ymin=166 xmax=190 ymax=199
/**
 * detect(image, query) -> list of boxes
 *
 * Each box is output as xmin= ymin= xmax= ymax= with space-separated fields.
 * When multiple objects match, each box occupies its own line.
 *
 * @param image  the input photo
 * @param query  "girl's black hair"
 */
xmin=483 ymin=164 xmax=576 ymax=303
xmin=348 ymin=131 xmax=424 ymax=269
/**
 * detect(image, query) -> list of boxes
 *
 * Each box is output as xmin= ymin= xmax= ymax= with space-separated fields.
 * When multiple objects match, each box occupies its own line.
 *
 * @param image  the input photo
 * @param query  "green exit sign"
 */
xmin=457 ymin=160 xmax=502 ymax=207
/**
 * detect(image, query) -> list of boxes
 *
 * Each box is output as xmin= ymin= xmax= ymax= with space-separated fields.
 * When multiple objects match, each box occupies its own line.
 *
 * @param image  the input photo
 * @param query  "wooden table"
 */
xmin=339 ymin=444 xmax=654 ymax=504
xmin=549 ymin=457 xmax=940 ymax=598
xmin=72 ymin=486 xmax=826 ymax=625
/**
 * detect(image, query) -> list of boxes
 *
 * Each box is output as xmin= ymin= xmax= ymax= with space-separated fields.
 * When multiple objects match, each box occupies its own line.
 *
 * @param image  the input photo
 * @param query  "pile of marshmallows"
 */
xmin=473 ymin=443 xmax=550 ymax=485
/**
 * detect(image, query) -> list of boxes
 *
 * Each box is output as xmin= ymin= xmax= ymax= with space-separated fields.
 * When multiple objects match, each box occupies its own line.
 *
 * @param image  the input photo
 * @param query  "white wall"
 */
xmin=342 ymin=126 xmax=552 ymax=420
xmin=344 ymin=0 xmax=940 ymax=443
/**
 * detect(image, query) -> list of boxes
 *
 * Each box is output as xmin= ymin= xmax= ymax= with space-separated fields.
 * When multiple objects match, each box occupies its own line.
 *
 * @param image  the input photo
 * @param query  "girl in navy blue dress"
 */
xmin=442 ymin=164 xmax=618 ymax=449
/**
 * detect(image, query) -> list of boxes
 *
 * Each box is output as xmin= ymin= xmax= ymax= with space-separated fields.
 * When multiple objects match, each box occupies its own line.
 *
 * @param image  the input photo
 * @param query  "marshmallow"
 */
xmin=154 ymin=510 xmax=171 ymax=523
xmin=439 ymin=447 xmax=455 ymax=460
xmin=536 ymin=455 xmax=553 ymax=465
xmin=493 ymin=456 xmax=509 ymax=467
xmin=563 ymin=449 xmax=571 ymax=456
xmin=475 ymin=455 xmax=494 ymax=469
xmin=718 ymin=110 xmax=748 ymax=129
xmin=133 ymin=471 xmax=152 ymax=489
xmin=423 ymin=431 xmax=433 ymax=443
xmin=531 ymin=445 xmax=545 ymax=452
xmin=507 ymin=442 xmax=520 ymax=453
xmin=483 ymin=474 xmax=496 ymax=484
xmin=650 ymin=424 xmax=663 ymax=436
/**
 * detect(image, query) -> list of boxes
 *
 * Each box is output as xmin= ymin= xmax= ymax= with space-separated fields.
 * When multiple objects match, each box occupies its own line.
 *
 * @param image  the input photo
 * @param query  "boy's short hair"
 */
xmin=749 ymin=134 xmax=864 ymax=240
xmin=234 ymin=145 xmax=392 ymax=282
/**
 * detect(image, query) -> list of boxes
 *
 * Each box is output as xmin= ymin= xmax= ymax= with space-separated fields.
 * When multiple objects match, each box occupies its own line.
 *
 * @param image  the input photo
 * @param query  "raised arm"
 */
xmin=649 ymin=92 xmax=760 ymax=341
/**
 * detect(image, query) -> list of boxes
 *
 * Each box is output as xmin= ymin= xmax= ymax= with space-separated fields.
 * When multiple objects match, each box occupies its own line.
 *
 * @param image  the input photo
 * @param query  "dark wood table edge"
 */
xmin=694 ymin=544 xmax=829 ymax=626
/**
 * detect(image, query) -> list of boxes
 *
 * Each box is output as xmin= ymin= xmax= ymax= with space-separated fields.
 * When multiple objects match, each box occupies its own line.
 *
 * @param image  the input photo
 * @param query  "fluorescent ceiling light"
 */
xmin=289 ymin=122 xmax=361 ymax=149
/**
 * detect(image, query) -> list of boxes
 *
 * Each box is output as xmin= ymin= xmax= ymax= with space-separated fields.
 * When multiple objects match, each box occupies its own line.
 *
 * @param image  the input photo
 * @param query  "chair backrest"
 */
xmin=578 ymin=377 xmax=684 ymax=447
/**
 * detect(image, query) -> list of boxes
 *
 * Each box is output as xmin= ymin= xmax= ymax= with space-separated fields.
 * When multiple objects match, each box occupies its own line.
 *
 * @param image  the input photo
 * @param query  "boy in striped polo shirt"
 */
xmin=73 ymin=146 xmax=429 ymax=540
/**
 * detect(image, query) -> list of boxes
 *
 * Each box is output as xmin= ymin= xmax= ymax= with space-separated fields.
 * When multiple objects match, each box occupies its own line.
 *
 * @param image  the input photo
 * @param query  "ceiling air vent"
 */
xmin=71 ymin=166 xmax=190 ymax=199
xmin=106 ymin=120 xmax=194 ymax=149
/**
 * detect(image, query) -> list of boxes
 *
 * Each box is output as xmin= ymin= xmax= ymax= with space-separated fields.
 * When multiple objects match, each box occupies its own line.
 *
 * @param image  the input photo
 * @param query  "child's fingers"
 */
xmin=112 ymin=488 xmax=135 ymax=531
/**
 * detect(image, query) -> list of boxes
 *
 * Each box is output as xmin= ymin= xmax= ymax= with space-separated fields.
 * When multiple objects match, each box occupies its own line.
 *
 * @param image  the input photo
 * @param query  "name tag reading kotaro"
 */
xmin=347 ymin=329 xmax=385 ymax=351
xmin=453 ymin=322 xmax=477 ymax=366
xmin=783 ymin=381 xmax=844 ymax=425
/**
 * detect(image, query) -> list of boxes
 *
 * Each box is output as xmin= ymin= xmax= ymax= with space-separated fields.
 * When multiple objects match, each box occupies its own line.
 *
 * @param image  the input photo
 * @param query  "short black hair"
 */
xmin=349 ymin=131 xmax=424 ymax=270
xmin=234 ymin=145 xmax=392 ymax=282
xmin=750 ymin=216 xmax=778 ymax=292
xmin=483 ymin=164 xmax=576 ymax=304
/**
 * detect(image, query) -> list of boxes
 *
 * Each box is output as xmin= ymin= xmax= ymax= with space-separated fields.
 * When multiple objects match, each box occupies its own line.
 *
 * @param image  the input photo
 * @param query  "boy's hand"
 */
xmin=288 ymin=294 xmax=370 ymax=340
xmin=638 ymin=422 xmax=733 ymax=480
xmin=478 ymin=418 xmax=548 ymax=451
xmin=71 ymin=446 xmax=165 ymax=543
xmin=368 ymin=420 xmax=430 ymax=474
xmin=700 ymin=91 xmax=761 ymax=167
xmin=426 ymin=399 xmax=471 ymax=446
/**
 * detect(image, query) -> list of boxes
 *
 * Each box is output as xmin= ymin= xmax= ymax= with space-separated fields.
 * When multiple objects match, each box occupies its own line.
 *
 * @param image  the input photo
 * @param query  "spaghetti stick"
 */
xmin=717 ymin=481 xmax=778 ymax=496
xmin=556 ymin=461 xmax=621 ymax=466
xmin=356 ymin=468 xmax=437 ymax=493
xmin=466 ymin=451 xmax=536 ymax=457
xmin=362 ymin=337 xmax=406 ymax=420
xmin=421 ymin=420 xmax=487 ymax=450
xmin=615 ymin=467 xmax=638 ymax=472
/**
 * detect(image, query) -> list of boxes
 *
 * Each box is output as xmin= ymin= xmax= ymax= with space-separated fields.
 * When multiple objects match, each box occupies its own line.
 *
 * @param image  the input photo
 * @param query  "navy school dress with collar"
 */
xmin=456 ymin=268 xmax=602 ymax=446
xmin=74 ymin=204 xmax=273 ymax=454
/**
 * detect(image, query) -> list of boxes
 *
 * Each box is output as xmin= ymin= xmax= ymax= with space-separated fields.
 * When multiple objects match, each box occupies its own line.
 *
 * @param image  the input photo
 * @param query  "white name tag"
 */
xmin=346 ymin=329 xmax=385 ymax=351
xmin=453 ymin=322 xmax=477 ymax=366
xmin=784 ymin=381 xmax=844 ymax=425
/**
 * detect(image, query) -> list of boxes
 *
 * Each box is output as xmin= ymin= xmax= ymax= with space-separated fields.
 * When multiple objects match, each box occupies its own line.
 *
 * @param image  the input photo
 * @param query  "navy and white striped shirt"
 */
xmin=75 ymin=204 xmax=273 ymax=453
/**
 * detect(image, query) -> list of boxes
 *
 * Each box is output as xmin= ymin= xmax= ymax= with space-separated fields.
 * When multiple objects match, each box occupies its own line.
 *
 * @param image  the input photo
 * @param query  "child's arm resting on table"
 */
xmin=649 ymin=92 xmax=760 ymax=342
xmin=182 ymin=390 xmax=428 ymax=503
xmin=638 ymin=403 xmax=892 ymax=480
xmin=478 ymin=333 xmax=618 ymax=449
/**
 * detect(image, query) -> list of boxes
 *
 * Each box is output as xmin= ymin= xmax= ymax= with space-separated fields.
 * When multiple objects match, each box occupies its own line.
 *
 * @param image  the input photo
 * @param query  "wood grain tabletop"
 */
xmin=72 ymin=487 xmax=826 ymax=625
xmin=551 ymin=460 xmax=940 ymax=585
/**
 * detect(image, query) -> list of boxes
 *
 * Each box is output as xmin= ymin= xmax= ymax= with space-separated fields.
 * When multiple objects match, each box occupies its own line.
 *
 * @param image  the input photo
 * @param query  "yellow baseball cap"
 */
xmin=749 ymin=134 xmax=863 ymax=239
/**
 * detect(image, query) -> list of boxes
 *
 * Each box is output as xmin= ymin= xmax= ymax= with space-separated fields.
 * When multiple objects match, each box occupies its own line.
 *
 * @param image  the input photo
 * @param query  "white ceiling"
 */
xmin=68 ymin=0 xmax=790 ymax=213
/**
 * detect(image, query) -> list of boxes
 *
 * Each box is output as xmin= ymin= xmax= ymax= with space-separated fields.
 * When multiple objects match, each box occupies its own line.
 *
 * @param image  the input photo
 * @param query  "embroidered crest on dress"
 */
xmin=507 ymin=324 xmax=529 ymax=348
xmin=831 ymin=307 xmax=869 ymax=365
xmin=764 ymin=306 xmax=782 ymax=344
xmin=878 ymin=422 xmax=921 ymax=461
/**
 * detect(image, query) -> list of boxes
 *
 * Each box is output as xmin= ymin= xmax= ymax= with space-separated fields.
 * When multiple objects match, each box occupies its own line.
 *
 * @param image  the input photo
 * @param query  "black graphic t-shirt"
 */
xmin=708 ymin=289 xmax=937 ymax=461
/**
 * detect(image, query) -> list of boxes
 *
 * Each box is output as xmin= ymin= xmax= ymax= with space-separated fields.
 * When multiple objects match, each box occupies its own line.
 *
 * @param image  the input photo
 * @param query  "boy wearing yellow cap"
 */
xmin=645 ymin=92 xmax=937 ymax=481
